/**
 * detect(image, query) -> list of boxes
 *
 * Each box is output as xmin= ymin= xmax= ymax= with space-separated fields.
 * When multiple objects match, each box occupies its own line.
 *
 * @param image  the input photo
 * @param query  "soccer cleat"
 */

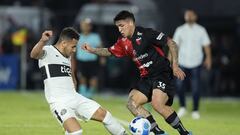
xmin=191 ymin=111 xmax=200 ymax=120
xmin=187 ymin=131 xmax=193 ymax=135
xmin=177 ymin=107 xmax=187 ymax=117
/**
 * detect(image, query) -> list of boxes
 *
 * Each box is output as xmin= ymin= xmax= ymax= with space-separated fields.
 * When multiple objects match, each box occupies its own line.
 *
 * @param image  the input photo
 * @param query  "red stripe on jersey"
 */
xmin=153 ymin=46 xmax=165 ymax=57
xmin=108 ymin=38 xmax=127 ymax=57
xmin=127 ymin=42 xmax=149 ymax=77
xmin=110 ymin=37 xmax=149 ymax=77
xmin=134 ymin=59 xmax=149 ymax=77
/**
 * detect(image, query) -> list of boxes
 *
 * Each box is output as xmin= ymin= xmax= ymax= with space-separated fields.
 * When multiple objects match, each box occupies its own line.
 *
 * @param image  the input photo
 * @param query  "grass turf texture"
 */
xmin=0 ymin=91 xmax=239 ymax=135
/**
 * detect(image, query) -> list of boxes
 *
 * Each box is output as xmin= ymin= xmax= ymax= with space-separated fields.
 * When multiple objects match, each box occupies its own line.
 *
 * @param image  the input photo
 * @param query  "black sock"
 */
xmin=165 ymin=112 xmax=189 ymax=135
xmin=146 ymin=115 xmax=165 ymax=134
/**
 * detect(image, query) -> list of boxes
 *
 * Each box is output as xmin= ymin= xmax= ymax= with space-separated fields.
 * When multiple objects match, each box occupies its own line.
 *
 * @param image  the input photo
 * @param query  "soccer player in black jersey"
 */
xmin=82 ymin=11 xmax=192 ymax=135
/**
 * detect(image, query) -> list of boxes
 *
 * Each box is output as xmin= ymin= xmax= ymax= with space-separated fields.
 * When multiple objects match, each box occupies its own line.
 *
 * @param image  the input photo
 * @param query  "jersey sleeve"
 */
xmin=173 ymin=27 xmax=181 ymax=46
xmin=108 ymin=38 xmax=127 ymax=58
xmin=201 ymin=28 xmax=211 ymax=46
xmin=146 ymin=28 xmax=168 ymax=48
xmin=40 ymin=45 xmax=50 ymax=60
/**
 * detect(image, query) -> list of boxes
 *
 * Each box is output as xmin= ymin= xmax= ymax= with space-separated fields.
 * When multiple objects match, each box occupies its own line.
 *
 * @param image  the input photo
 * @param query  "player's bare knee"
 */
xmin=100 ymin=108 xmax=107 ymax=121
xmin=63 ymin=117 xmax=81 ymax=133
xmin=151 ymin=99 xmax=165 ymax=114
xmin=92 ymin=107 xmax=107 ymax=122
xmin=151 ymin=101 xmax=158 ymax=111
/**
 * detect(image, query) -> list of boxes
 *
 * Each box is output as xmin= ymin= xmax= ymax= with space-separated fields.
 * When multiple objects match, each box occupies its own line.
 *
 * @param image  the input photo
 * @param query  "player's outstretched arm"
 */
xmin=81 ymin=43 xmax=112 ymax=57
xmin=167 ymin=38 xmax=186 ymax=80
xmin=30 ymin=30 xmax=52 ymax=59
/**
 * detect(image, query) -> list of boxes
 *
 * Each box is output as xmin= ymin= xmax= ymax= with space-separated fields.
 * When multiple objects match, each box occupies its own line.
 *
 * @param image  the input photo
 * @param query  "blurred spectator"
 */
xmin=173 ymin=9 xmax=212 ymax=119
xmin=1 ymin=16 xmax=29 ymax=54
xmin=75 ymin=18 xmax=105 ymax=98
xmin=1 ymin=17 xmax=19 ymax=54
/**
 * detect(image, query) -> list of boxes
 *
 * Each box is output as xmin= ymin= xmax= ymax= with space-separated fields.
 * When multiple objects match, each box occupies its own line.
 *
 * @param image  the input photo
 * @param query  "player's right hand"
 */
xmin=40 ymin=30 xmax=53 ymax=42
xmin=81 ymin=43 xmax=94 ymax=53
xmin=172 ymin=65 xmax=186 ymax=80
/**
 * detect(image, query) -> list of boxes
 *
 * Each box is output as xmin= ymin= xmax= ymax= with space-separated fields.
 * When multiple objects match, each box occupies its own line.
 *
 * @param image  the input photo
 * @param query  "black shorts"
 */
xmin=77 ymin=60 xmax=99 ymax=79
xmin=131 ymin=71 xmax=175 ymax=106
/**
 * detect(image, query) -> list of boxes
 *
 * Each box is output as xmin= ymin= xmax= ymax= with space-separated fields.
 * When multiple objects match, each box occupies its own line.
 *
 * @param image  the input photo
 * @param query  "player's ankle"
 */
xmin=146 ymin=115 xmax=165 ymax=133
xmin=152 ymin=128 xmax=165 ymax=134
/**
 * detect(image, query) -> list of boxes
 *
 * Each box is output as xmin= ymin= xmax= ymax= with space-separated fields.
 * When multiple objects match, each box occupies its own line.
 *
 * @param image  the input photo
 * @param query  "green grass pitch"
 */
xmin=0 ymin=91 xmax=239 ymax=135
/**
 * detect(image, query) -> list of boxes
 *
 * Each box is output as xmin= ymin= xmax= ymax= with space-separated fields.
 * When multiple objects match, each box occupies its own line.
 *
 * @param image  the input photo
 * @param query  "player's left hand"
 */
xmin=172 ymin=65 xmax=186 ymax=80
xmin=203 ymin=57 xmax=212 ymax=70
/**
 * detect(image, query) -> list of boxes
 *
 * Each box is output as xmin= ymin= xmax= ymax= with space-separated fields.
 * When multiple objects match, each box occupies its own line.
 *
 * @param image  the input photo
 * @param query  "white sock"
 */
xmin=65 ymin=130 xmax=83 ymax=135
xmin=103 ymin=111 xmax=126 ymax=135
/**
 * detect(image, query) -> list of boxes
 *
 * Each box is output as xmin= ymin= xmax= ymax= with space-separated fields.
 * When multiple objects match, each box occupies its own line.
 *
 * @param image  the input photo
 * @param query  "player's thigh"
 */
xmin=74 ymin=94 xmax=101 ymax=121
xmin=151 ymin=89 xmax=169 ymax=107
xmin=152 ymin=72 xmax=175 ymax=106
xmin=50 ymin=104 xmax=79 ymax=130
xmin=130 ymin=77 xmax=152 ymax=102
xmin=129 ymin=89 xmax=148 ymax=105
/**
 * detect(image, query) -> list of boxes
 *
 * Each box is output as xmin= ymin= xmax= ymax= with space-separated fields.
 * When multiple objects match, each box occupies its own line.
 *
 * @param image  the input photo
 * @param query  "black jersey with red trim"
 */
xmin=108 ymin=26 xmax=172 ymax=78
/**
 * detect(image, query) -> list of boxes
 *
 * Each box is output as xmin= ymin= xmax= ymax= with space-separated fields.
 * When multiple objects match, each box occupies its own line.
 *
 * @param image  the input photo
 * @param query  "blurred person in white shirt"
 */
xmin=173 ymin=9 xmax=212 ymax=119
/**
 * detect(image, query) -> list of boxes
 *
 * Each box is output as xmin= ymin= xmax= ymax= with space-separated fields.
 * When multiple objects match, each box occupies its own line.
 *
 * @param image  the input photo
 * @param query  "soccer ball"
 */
xmin=129 ymin=116 xmax=151 ymax=135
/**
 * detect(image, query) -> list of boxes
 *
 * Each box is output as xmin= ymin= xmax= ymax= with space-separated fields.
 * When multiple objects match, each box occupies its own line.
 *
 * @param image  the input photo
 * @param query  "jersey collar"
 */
xmin=52 ymin=45 xmax=68 ymax=59
xmin=129 ymin=26 xmax=139 ymax=40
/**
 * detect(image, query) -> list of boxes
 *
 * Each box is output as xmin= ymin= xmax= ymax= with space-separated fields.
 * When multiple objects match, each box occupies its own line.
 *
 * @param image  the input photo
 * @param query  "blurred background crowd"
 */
xmin=0 ymin=0 xmax=239 ymax=97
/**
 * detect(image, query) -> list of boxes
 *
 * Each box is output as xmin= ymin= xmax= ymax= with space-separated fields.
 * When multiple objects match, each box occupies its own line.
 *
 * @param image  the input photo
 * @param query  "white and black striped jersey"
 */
xmin=38 ymin=45 xmax=76 ymax=103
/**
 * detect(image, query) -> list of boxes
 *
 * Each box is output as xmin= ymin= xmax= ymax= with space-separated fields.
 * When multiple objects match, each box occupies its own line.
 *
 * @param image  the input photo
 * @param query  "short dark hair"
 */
xmin=184 ymin=9 xmax=197 ymax=15
xmin=58 ymin=27 xmax=80 ymax=43
xmin=113 ymin=10 xmax=135 ymax=23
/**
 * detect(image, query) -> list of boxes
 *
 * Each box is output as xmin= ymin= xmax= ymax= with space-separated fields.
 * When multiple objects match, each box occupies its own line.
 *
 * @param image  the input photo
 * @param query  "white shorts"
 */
xmin=49 ymin=94 xmax=100 ymax=125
